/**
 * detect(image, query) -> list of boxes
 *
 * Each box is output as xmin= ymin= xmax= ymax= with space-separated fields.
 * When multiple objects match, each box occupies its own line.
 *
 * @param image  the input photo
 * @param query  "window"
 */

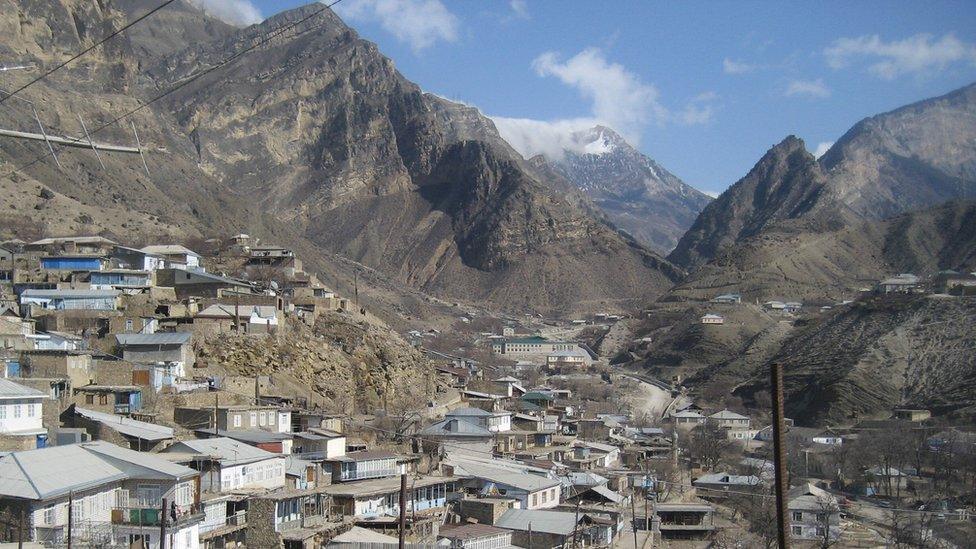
xmin=99 ymin=394 xmax=108 ymax=405
xmin=27 ymin=404 xmax=35 ymax=418
xmin=791 ymin=526 xmax=803 ymax=536
xmin=259 ymin=412 xmax=267 ymax=426
xmin=792 ymin=511 xmax=803 ymax=522
xmin=531 ymin=494 xmax=537 ymax=507
xmin=816 ymin=526 xmax=826 ymax=537
xmin=125 ymin=319 xmax=134 ymax=331
xmin=233 ymin=414 xmax=242 ymax=428
xmin=12 ymin=405 xmax=20 ymax=419
xmin=85 ymin=394 xmax=94 ymax=404
xmin=0 ymin=406 xmax=5 ymax=420
xmin=43 ymin=505 xmax=55 ymax=525
xmin=250 ymin=412 xmax=257 ymax=427
xmin=541 ymin=491 xmax=547 ymax=503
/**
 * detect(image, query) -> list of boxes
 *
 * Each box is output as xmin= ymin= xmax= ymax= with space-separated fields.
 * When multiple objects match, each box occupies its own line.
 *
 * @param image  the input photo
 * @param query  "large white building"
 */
xmin=491 ymin=336 xmax=582 ymax=364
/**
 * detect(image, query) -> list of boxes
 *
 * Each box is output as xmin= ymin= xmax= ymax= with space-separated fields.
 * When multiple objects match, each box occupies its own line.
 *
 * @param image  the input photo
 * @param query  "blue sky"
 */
xmin=212 ymin=0 xmax=976 ymax=195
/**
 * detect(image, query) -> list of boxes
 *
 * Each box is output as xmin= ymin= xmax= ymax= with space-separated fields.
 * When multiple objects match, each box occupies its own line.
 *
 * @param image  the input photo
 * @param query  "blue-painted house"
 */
xmin=89 ymin=270 xmax=152 ymax=290
xmin=39 ymin=255 xmax=106 ymax=271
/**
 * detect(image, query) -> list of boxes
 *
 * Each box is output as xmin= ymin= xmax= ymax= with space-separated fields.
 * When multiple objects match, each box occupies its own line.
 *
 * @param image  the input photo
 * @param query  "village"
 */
xmin=0 ymin=234 xmax=973 ymax=549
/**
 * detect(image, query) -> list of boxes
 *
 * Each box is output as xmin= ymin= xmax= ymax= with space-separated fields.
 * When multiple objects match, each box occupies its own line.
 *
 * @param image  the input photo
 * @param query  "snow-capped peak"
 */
xmin=582 ymin=129 xmax=616 ymax=155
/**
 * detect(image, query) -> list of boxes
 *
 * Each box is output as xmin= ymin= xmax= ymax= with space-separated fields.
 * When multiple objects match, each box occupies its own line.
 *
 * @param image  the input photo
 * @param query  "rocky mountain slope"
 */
xmin=0 ymin=0 xmax=681 ymax=314
xmin=670 ymin=84 xmax=976 ymax=272
xmin=734 ymin=295 xmax=976 ymax=426
xmin=540 ymin=126 xmax=712 ymax=253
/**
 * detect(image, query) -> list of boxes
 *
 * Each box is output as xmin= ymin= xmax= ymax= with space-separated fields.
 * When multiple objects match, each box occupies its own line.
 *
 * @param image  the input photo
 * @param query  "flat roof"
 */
xmin=325 ymin=475 xmax=454 ymax=498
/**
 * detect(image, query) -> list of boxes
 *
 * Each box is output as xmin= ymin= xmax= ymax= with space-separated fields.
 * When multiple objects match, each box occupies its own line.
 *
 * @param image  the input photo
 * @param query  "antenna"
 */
xmin=30 ymin=105 xmax=61 ymax=170
xmin=77 ymin=114 xmax=105 ymax=170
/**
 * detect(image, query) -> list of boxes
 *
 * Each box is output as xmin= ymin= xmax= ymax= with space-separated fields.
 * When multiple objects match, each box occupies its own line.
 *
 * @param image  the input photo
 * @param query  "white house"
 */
xmin=446 ymin=407 xmax=512 ymax=433
xmin=0 ymin=378 xmax=47 ymax=449
xmin=140 ymin=245 xmax=202 ymax=270
xmin=788 ymin=483 xmax=842 ymax=542
xmin=709 ymin=410 xmax=751 ymax=430
xmin=163 ymin=437 xmax=286 ymax=493
xmin=446 ymin=457 xmax=561 ymax=510
xmin=700 ymin=314 xmax=725 ymax=325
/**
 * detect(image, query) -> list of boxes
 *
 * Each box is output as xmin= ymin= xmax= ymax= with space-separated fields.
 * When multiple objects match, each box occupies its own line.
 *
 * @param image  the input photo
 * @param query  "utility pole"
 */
xmin=572 ymin=500 xmax=580 ymax=548
xmin=159 ymin=497 xmax=167 ymax=549
xmin=630 ymin=486 xmax=638 ymax=548
xmin=398 ymin=474 xmax=407 ymax=549
xmin=18 ymin=507 xmax=24 ymax=549
xmin=66 ymin=491 xmax=73 ymax=549
xmin=527 ymin=521 xmax=533 ymax=549
xmin=213 ymin=392 xmax=219 ymax=436
xmin=771 ymin=362 xmax=791 ymax=549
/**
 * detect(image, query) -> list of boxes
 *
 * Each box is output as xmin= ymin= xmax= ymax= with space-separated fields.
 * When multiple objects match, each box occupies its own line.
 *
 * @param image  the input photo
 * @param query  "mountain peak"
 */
xmin=569 ymin=125 xmax=627 ymax=156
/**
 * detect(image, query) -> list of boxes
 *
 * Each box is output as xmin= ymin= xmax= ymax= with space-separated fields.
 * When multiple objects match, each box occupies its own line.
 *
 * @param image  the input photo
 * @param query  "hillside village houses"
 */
xmin=0 ymin=231 xmax=970 ymax=547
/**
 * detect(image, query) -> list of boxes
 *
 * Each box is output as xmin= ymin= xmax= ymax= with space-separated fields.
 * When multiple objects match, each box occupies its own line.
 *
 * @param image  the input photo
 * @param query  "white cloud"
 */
xmin=723 ymin=58 xmax=756 ymax=74
xmin=824 ymin=33 xmax=976 ymax=79
xmin=675 ymin=91 xmax=718 ymax=125
xmin=813 ymin=141 xmax=834 ymax=159
xmin=189 ymin=0 xmax=263 ymax=26
xmin=509 ymin=0 xmax=530 ymax=20
xmin=491 ymin=116 xmax=599 ymax=160
xmin=784 ymin=78 xmax=831 ymax=98
xmin=333 ymin=0 xmax=459 ymax=52
xmin=491 ymin=48 xmax=711 ymax=159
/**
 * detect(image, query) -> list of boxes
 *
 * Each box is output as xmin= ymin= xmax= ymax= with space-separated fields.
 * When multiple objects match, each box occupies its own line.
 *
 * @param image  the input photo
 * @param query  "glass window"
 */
xmin=233 ymin=414 xmax=242 ymax=428
xmin=792 ymin=511 xmax=803 ymax=521
xmin=259 ymin=412 xmax=266 ymax=426
xmin=12 ymin=405 xmax=20 ymax=418
xmin=0 ymin=406 xmax=6 ymax=419
xmin=249 ymin=412 xmax=257 ymax=427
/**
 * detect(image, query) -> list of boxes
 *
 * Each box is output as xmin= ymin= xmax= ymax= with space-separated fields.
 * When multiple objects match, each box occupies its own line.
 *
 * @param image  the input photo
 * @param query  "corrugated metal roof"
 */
xmin=140 ymin=245 xmax=201 ymax=257
xmin=451 ymin=460 xmax=560 ymax=492
xmin=196 ymin=304 xmax=277 ymax=319
xmin=74 ymin=407 xmax=173 ymax=441
xmin=0 ymin=441 xmax=195 ymax=500
xmin=21 ymin=289 xmax=120 ymax=299
xmin=439 ymin=523 xmax=509 ymax=540
xmin=116 ymin=332 xmax=191 ymax=346
xmin=0 ymin=378 xmax=46 ymax=399
xmin=709 ymin=409 xmax=750 ymax=420
xmin=446 ymin=407 xmax=492 ymax=417
xmin=332 ymin=526 xmax=400 ymax=543
xmin=587 ymin=485 xmax=624 ymax=503
xmin=495 ymin=509 xmax=578 ymax=535
xmin=163 ymin=437 xmax=279 ymax=466
xmin=420 ymin=418 xmax=493 ymax=438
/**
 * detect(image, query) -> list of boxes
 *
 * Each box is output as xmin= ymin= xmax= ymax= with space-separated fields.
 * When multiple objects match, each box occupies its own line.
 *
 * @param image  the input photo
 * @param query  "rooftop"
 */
xmin=163 ymin=437 xmax=280 ymax=466
xmin=495 ymin=509 xmax=578 ymax=536
xmin=0 ymin=378 xmax=46 ymax=399
xmin=74 ymin=407 xmax=173 ymax=441
xmin=438 ymin=523 xmax=510 ymax=541
xmin=21 ymin=289 xmax=120 ymax=299
xmin=116 ymin=332 xmax=192 ymax=346
xmin=325 ymin=475 xmax=454 ymax=498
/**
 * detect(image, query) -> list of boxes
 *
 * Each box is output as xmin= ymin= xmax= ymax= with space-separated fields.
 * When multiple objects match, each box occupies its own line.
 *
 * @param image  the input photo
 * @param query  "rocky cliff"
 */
xmin=0 ymin=0 xmax=681 ymax=314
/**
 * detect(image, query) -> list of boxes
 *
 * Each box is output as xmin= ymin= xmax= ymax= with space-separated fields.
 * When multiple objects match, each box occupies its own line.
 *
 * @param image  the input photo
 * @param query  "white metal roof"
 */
xmin=116 ymin=332 xmax=191 ymax=346
xmin=0 ymin=378 xmax=46 ymax=399
xmin=163 ymin=437 xmax=280 ymax=466
xmin=495 ymin=509 xmax=578 ymax=535
xmin=73 ymin=407 xmax=173 ymax=441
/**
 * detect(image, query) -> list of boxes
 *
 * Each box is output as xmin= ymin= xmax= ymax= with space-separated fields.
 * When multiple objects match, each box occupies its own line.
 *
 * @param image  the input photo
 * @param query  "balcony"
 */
xmin=111 ymin=506 xmax=204 ymax=528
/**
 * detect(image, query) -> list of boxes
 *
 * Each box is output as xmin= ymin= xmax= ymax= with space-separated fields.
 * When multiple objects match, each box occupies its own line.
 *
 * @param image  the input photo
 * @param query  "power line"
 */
xmin=0 ymin=0 xmax=179 ymax=106
xmin=0 ymin=0 xmax=348 ymax=181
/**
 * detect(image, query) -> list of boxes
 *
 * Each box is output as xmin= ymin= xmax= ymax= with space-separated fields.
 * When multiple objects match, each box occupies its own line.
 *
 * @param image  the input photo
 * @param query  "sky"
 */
xmin=196 ymin=0 xmax=976 ymax=196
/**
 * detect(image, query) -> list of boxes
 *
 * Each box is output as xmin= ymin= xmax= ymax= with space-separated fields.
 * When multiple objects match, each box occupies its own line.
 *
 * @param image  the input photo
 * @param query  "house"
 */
xmin=0 ymin=310 xmax=35 ymax=350
xmin=935 ymin=271 xmax=976 ymax=294
xmin=671 ymin=410 xmax=706 ymax=429
xmin=708 ymin=409 xmax=751 ymax=430
xmin=19 ymin=349 xmax=93 ymax=388
xmin=692 ymin=473 xmax=762 ymax=499
xmin=492 ymin=508 xmax=598 ymax=549
xmin=40 ymin=254 xmax=107 ymax=271
xmin=243 ymin=487 xmax=338 ymax=548
xmin=140 ymin=245 xmax=202 ymax=270
xmin=116 ymin=332 xmax=194 ymax=392
xmin=446 ymin=407 xmax=512 ymax=433
xmin=73 ymin=385 xmax=142 ymax=415
xmin=20 ymin=289 xmax=120 ymax=313
xmin=194 ymin=303 xmax=281 ymax=334
xmin=878 ymin=273 xmax=921 ymax=294
xmin=110 ymin=246 xmax=165 ymax=271
xmin=325 ymin=450 xmax=398 ymax=483
xmin=438 ymin=523 xmax=513 ymax=549
xmin=163 ymin=437 xmax=286 ymax=493
xmin=0 ymin=378 xmax=47 ymax=451
xmin=545 ymin=349 xmax=593 ymax=371
xmin=710 ymin=293 xmax=741 ymax=304
xmin=419 ymin=418 xmax=496 ymax=454
xmin=195 ymin=428 xmax=295 ymax=454
xmin=25 ymin=236 xmax=117 ymax=255
xmin=329 ymin=526 xmax=400 ymax=548
xmin=522 ymin=391 xmax=557 ymax=409
xmin=89 ymin=269 xmax=153 ymax=291
xmin=32 ymin=330 xmax=84 ymax=351
xmin=155 ymin=268 xmax=252 ymax=299
xmin=174 ymin=404 xmax=291 ymax=434
xmin=788 ymin=483 xmax=841 ymax=542
xmin=763 ymin=300 xmax=786 ymax=311
xmin=325 ymin=474 xmax=456 ymax=519
xmin=655 ymin=503 xmax=715 ymax=540
xmin=292 ymin=429 xmax=347 ymax=459
xmin=492 ymin=376 xmax=525 ymax=397
xmin=63 ymin=405 xmax=173 ymax=451
xmin=700 ymin=314 xmax=724 ymax=325
xmin=784 ymin=301 xmax=803 ymax=313
xmin=446 ymin=458 xmax=562 ymax=510
xmin=0 ymin=441 xmax=201 ymax=547
xmin=569 ymin=440 xmax=620 ymax=468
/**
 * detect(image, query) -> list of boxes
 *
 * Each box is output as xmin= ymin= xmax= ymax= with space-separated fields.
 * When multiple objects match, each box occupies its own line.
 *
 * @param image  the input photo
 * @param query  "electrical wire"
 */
xmin=0 ymin=0 xmax=179 ymax=106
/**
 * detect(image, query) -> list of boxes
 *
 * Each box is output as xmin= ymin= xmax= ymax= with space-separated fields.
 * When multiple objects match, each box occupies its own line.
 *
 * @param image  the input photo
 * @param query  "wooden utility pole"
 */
xmin=398 ymin=474 xmax=407 ymax=549
xmin=527 ymin=521 xmax=533 ymax=549
xmin=213 ymin=392 xmax=219 ymax=436
xmin=66 ymin=491 xmax=73 ymax=549
xmin=630 ymin=487 xmax=638 ymax=548
xmin=770 ymin=363 xmax=791 ymax=549
xmin=572 ymin=500 xmax=580 ymax=548
xmin=17 ymin=507 xmax=24 ymax=549
xmin=159 ymin=497 xmax=167 ymax=549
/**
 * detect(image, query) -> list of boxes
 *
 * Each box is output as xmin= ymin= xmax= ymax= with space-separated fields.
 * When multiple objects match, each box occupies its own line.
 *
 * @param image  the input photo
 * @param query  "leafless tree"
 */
xmin=682 ymin=422 xmax=739 ymax=472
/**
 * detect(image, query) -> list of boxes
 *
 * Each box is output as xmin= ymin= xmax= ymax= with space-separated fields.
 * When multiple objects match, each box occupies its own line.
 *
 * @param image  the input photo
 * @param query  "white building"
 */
xmin=789 ymin=483 xmax=842 ymax=542
xmin=700 ymin=314 xmax=725 ymax=325
xmin=163 ymin=437 xmax=286 ymax=493
xmin=140 ymin=245 xmax=202 ymax=270
xmin=0 ymin=378 xmax=47 ymax=448
xmin=446 ymin=407 xmax=512 ymax=433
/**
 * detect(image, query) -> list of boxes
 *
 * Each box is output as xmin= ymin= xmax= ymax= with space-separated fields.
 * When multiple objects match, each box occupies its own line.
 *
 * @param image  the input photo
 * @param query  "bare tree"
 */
xmin=681 ymin=422 xmax=739 ymax=472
